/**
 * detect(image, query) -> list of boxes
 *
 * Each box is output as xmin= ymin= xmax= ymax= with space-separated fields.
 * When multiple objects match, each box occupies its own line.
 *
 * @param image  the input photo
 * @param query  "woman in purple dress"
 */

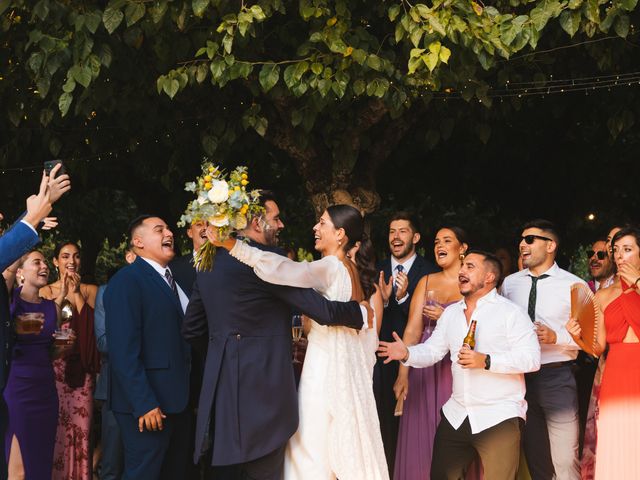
xmin=393 ymin=227 xmax=470 ymax=480
xmin=3 ymin=250 xmax=72 ymax=480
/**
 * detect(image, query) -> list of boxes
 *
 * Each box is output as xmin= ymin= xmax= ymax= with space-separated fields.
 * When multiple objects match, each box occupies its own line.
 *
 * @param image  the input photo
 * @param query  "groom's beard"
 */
xmin=264 ymin=225 xmax=279 ymax=247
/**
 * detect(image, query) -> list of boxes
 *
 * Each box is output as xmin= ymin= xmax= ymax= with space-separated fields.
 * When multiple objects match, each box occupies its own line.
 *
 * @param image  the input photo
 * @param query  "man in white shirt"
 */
xmin=378 ymin=251 xmax=540 ymax=479
xmin=501 ymin=220 xmax=586 ymax=480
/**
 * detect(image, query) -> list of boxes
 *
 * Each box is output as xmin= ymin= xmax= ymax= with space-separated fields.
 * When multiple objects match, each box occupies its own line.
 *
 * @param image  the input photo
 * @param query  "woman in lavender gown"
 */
xmin=393 ymin=227 xmax=470 ymax=480
xmin=3 ymin=250 xmax=72 ymax=480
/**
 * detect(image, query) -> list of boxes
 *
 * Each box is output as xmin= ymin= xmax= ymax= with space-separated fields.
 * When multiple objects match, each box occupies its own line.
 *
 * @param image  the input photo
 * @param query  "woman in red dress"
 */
xmin=568 ymin=226 xmax=640 ymax=480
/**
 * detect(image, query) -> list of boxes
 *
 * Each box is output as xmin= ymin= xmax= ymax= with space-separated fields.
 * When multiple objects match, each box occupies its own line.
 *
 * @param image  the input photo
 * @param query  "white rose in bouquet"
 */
xmin=207 ymin=180 xmax=230 ymax=203
xmin=209 ymin=213 xmax=230 ymax=227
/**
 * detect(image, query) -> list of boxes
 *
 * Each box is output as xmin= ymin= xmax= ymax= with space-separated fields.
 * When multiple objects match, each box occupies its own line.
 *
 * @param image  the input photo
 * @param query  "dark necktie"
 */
xmin=164 ymin=269 xmax=179 ymax=297
xmin=527 ymin=274 xmax=549 ymax=321
xmin=393 ymin=264 xmax=404 ymax=295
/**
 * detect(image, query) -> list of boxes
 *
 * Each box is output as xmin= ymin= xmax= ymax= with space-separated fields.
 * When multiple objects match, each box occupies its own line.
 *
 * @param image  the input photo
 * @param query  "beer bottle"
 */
xmin=463 ymin=319 xmax=477 ymax=350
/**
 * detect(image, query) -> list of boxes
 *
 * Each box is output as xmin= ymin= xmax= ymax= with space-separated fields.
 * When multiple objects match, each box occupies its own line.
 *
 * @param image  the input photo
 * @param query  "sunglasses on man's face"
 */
xmin=521 ymin=234 xmax=553 ymax=245
xmin=586 ymin=250 xmax=607 ymax=260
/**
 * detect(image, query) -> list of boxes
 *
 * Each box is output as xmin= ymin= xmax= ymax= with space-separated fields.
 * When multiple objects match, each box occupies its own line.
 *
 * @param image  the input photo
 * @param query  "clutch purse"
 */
xmin=394 ymin=396 xmax=404 ymax=417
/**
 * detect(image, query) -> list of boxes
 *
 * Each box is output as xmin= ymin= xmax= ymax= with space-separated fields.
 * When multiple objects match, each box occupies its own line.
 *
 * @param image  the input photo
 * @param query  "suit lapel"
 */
xmin=135 ymin=258 xmax=184 ymax=316
xmin=383 ymin=258 xmax=392 ymax=281
xmin=407 ymin=255 xmax=425 ymax=287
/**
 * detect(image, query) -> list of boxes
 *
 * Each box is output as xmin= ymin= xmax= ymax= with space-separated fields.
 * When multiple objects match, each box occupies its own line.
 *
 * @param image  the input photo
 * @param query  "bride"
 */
xmin=210 ymin=204 xmax=388 ymax=480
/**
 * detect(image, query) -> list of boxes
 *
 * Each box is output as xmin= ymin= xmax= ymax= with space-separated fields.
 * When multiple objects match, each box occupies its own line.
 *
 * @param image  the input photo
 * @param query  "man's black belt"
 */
xmin=540 ymin=360 xmax=574 ymax=369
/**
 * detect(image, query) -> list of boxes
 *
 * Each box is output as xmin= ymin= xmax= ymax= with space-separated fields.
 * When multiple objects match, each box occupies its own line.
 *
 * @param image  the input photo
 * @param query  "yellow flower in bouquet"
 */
xmin=178 ymin=162 xmax=264 ymax=271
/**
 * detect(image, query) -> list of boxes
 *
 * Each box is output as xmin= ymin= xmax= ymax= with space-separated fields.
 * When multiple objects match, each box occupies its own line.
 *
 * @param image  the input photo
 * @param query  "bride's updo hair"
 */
xmin=327 ymin=205 xmax=364 ymax=251
xmin=326 ymin=205 xmax=376 ymax=299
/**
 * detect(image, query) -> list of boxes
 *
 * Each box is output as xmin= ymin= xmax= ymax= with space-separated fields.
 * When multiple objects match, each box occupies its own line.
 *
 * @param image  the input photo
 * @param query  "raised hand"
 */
xmin=205 ymin=225 xmax=236 ymax=250
xmin=41 ymin=217 xmax=58 ymax=230
xmin=48 ymin=163 xmax=71 ymax=203
xmin=378 ymin=271 xmax=393 ymax=304
xmin=378 ymin=331 xmax=409 ymax=364
xmin=23 ymin=171 xmax=53 ymax=228
xmin=395 ymin=271 xmax=409 ymax=300
xmin=618 ymin=262 xmax=640 ymax=290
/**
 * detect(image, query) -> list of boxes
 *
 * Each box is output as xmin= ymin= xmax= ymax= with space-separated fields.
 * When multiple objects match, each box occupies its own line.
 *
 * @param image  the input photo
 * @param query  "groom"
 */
xmin=182 ymin=192 xmax=372 ymax=480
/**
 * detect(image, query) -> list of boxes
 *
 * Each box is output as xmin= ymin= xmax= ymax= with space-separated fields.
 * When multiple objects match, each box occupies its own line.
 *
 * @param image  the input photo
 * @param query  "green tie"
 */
xmin=528 ymin=274 xmax=549 ymax=321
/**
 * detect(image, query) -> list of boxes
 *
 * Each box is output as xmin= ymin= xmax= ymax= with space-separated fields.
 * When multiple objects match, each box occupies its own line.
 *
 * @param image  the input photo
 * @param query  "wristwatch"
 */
xmin=484 ymin=354 xmax=491 ymax=370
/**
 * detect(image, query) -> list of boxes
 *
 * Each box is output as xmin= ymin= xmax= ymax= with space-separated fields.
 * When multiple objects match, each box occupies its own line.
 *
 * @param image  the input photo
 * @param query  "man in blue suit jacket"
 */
xmin=105 ymin=216 xmax=191 ymax=480
xmin=183 ymin=194 xmax=371 ymax=480
xmin=374 ymin=211 xmax=439 ymax=475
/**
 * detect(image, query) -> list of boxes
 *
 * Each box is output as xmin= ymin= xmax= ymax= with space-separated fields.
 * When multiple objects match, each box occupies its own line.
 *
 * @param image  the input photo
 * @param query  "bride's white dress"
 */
xmin=229 ymin=241 xmax=389 ymax=480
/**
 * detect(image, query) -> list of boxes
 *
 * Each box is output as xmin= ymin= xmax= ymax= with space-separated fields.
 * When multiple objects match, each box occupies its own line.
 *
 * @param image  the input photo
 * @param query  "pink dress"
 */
xmin=52 ymin=304 xmax=100 ymax=480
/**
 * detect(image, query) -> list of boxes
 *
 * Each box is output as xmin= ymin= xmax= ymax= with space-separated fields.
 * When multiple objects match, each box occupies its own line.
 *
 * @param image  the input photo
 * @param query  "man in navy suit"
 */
xmin=183 ymin=193 xmax=372 ymax=480
xmin=374 ymin=211 xmax=439 ymax=475
xmin=105 ymin=215 xmax=191 ymax=480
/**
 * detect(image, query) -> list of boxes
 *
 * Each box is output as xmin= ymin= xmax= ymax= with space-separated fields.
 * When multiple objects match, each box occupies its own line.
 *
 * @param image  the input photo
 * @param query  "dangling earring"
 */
xmin=338 ymin=240 xmax=342 ymax=246
xmin=19 ymin=275 xmax=25 ymax=284
xmin=459 ymin=253 xmax=465 ymax=262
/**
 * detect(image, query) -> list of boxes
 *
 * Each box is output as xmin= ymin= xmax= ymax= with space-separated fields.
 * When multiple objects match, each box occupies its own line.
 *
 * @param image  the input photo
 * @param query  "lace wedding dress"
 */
xmin=229 ymin=242 xmax=388 ymax=480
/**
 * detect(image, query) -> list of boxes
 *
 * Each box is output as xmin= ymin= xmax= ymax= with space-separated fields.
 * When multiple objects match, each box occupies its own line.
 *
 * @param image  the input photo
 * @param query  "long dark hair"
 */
xmin=353 ymin=235 xmax=377 ymax=299
xmin=326 ymin=205 xmax=376 ymax=299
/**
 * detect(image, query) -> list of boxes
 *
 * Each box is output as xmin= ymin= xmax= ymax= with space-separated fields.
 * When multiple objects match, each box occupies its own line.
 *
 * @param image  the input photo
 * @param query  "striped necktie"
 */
xmin=164 ymin=269 xmax=179 ymax=298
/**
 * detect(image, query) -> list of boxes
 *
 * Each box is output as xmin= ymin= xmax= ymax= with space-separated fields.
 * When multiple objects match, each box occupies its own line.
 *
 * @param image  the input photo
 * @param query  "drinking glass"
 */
xmin=15 ymin=312 xmax=45 ymax=334
xmin=423 ymin=290 xmax=440 ymax=335
xmin=53 ymin=328 xmax=74 ymax=346
xmin=291 ymin=314 xmax=303 ymax=342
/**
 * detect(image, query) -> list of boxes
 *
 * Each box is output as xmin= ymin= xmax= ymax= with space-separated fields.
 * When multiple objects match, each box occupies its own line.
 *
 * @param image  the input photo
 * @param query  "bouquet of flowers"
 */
xmin=178 ymin=162 xmax=264 ymax=271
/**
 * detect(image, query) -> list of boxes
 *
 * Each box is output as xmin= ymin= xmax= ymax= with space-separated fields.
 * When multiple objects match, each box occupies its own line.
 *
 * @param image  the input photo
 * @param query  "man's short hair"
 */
xmin=522 ymin=219 xmax=560 ymax=245
xmin=389 ymin=211 xmax=421 ymax=234
xmin=258 ymin=190 xmax=277 ymax=208
xmin=128 ymin=214 xmax=154 ymax=245
xmin=466 ymin=249 xmax=503 ymax=288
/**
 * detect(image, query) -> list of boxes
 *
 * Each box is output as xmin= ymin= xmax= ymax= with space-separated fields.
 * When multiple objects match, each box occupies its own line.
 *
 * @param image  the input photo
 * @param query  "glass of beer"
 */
xmin=53 ymin=328 xmax=74 ymax=346
xmin=15 ymin=312 xmax=45 ymax=334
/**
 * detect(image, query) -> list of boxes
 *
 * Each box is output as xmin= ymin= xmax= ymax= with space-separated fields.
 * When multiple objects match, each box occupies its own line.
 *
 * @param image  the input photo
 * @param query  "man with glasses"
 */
xmin=501 ymin=220 xmax=586 ymax=480
xmin=587 ymin=239 xmax=614 ymax=292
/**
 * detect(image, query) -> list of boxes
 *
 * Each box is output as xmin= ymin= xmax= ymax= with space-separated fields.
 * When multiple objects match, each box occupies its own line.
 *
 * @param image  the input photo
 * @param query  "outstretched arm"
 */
xmin=228 ymin=240 xmax=339 ymax=294
xmin=268 ymin=283 xmax=368 ymax=330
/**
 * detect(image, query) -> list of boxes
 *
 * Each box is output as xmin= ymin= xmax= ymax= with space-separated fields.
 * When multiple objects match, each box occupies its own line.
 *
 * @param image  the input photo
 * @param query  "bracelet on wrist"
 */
xmin=634 ymin=277 xmax=640 ymax=289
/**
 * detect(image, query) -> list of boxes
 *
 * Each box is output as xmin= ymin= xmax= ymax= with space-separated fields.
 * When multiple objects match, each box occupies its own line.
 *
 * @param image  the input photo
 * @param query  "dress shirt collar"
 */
xmin=461 ymin=288 xmax=498 ymax=311
xmin=391 ymin=252 xmax=417 ymax=274
xmin=140 ymin=257 xmax=188 ymax=313
xmin=522 ymin=262 xmax=560 ymax=278
xmin=140 ymin=256 xmax=170 ymax=276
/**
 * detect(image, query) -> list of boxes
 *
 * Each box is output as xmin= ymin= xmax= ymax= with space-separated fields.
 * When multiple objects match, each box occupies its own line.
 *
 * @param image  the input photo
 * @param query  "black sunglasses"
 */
xmin=521 ymin=234 xmax=553 ymax=245
xmin=586 ymin=250 xmax=607 ymax=260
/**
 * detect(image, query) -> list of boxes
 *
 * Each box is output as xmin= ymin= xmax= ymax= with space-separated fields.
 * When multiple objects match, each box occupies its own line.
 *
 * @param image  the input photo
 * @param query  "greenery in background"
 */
xmin=37 ymin=233 xmax=128 ymax=284
xmin=1 ymin=1 xmax=639 ymax=275
xmin=568 ymin=243 xmax=591 ymax=281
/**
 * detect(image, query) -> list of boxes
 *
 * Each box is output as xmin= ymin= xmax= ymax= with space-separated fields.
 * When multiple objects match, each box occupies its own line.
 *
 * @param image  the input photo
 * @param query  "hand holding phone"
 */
xmin=43 ymin=160 xmax=71 ymax=202
xmin=44 ymin=160 xmax=67 ymax=177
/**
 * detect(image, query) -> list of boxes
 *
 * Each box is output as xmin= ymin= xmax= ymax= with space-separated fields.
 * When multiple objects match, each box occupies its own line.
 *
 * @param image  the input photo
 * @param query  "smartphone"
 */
xmin=44 ymin=160 xmax=67 ymax=177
